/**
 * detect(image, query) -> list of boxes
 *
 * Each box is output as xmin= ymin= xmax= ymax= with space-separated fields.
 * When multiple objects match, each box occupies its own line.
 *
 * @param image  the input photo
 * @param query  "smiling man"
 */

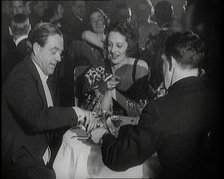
xmin=2 ymin=23 xmax=97 ymax=179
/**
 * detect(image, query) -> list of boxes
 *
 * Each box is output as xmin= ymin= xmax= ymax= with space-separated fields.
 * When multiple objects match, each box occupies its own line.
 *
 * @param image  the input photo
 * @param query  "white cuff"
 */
xmin=72 ymin=106 xmax=85 ymax=121
xmin=112 ymin=88 xmax=116 ymax=100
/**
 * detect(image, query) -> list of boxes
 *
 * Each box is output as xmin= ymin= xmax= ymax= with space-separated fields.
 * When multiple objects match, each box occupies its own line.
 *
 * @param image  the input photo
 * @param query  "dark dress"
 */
xmin=81 ymin=59 xmax=153 ymax=116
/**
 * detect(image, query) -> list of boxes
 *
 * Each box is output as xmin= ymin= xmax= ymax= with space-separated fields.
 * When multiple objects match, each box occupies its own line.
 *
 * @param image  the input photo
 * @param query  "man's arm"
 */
xmin=101 ymin=101 xmax=160 ymax=171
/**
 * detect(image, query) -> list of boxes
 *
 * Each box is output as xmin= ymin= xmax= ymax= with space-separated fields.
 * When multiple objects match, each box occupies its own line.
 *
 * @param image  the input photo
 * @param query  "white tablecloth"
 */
xmin=53 ymin=117 xmax=161 ymax=179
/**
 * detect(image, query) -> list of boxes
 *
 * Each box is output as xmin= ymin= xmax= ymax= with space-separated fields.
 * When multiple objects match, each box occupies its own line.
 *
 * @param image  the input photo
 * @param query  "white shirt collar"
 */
xmin=32 ymin=59 xmax=48 ymax=82
xmin=15 ymin=35 xmax=28 ymax=47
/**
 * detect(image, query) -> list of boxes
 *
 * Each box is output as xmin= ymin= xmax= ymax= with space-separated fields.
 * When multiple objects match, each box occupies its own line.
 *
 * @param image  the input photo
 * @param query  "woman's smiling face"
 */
xmin=107 ymin=31 xmax=128 ymax=65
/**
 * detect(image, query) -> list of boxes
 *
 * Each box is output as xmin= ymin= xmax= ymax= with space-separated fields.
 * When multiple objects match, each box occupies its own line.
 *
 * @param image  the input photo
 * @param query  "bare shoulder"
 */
xmin=137 ymin=59 xmax=149 ymax=71
xmin=128 ymin=58 xmax=148 ymax=70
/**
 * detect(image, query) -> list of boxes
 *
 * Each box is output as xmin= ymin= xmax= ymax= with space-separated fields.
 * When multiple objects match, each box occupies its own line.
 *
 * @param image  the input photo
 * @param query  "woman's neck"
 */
xmin=111 ymin=57 xmax=129 ymax=73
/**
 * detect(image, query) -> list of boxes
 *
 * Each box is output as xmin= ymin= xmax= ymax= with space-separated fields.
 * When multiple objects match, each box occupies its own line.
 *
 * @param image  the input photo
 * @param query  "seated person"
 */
xmin=80 ymin=23 xmax=152 ymax=117
xmin=91 ymin=31 xmax=221 ymax=178
xmin=1 ymin=22 xmax=97 ymax=179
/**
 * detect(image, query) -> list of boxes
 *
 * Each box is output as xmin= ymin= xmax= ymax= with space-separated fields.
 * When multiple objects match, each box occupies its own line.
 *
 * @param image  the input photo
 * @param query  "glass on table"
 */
xmin=95 ymin=110 xmax=112 ymax=128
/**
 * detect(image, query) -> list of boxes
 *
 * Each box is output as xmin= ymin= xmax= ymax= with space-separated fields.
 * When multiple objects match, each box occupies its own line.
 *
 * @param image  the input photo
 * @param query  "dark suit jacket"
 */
xmin=101 ymin=77 xmax=221 ymax=178
xmin=67 ymin=16 xmax=87 ymax=42
xmin=2 ymin=38 xmax=29 ymax=84
xmin=1 ymin=56 xmax=78 ymax=177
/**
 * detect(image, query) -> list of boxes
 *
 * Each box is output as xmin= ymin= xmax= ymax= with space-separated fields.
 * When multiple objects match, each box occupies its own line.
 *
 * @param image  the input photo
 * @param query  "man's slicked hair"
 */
xmin=28 ymin=22 xmax=63 ymax=48
xmin=165 ymin=31 xmax=205 ymax=68
xmin=10 ymin=13 xmax=30 ymax=37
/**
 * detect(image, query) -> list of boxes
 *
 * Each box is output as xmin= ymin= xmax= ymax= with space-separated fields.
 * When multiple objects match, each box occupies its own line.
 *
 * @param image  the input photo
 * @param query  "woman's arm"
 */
xmin=112 ymin=89 xmax=145 ymax=117
xmin=82 ymin=30 xmax=105 ymax=49
xmin=111 ymin=60 xmax=150 ymax=117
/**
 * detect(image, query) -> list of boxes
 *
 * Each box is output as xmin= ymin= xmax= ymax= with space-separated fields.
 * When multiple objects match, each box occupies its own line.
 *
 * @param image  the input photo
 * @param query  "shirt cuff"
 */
xmin=112 ymin=88 xmax=116 ymax=100
xmin=72 ymin=106 xmax=85 ymax=122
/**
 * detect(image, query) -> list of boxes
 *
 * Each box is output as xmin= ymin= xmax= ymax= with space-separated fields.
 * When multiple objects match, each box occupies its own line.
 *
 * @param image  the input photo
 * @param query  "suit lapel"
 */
xmin=23 ymin=56 xmax=53 ymax=143
xmin=23 ymin=56 xmax=48 ymax=107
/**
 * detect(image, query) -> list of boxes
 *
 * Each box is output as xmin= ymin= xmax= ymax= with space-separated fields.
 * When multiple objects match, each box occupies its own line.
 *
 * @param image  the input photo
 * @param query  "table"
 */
xmin=53 ymin=116 xmax=161 ymax=179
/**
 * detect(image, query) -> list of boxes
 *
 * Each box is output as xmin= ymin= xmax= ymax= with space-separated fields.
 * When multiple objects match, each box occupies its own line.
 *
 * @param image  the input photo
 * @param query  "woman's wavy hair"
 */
xmin=106 ymin=22 xmax=138 ymax=57
xmin=165 ymin=31 xmax=205 ymax=68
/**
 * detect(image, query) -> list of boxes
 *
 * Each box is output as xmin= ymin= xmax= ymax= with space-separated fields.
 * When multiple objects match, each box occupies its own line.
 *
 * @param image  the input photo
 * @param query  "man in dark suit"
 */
xmin=91 ymin=31 xmax=221 ymax=178
xmin=67 ymin=0 xmax=87 ymax=42
xmin=1 ymin=22 xmax=97 ymax=179
xmin=2 ymin=1 xmax=25 ymax=55
xmin=2 ymin=13 xmax=31 ymax=83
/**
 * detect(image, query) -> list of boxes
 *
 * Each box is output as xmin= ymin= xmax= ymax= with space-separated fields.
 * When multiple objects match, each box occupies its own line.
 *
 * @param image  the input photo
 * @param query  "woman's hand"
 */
xmin=98 ymin=75 xmax=120 ymax=94
xmin=91 ymin=127 xmax=109 ymax=144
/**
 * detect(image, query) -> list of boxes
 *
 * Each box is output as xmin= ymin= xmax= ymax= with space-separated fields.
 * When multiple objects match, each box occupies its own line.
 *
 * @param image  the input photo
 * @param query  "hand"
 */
xmin=98 ymin=75 xmax=120 ymax=94
xmin=80 ymin=110 xmax=98 ymax=132
xmin=91 ymin=127 xmax=109 ymax=144
xmin=106 ymin=75 xmax=120 ymax=90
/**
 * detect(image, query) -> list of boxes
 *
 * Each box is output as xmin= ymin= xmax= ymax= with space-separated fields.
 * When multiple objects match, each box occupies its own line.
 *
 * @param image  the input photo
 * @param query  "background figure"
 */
xmin=29 ymin=1 xmax=46 ymax=27
xmin=185 ymin=0 xmax=221 ymax=92
xmin=9 ymin=0 xmax=25 ymax=17
xmin=43 ymin=1 xmax=64 ymax=27
xmin=132 ymin=0 xmax=160 ymax=64
xmin=91 ymin=31 xmax=221 ymax=178
xmin=60 ymin=0 xmax=88 ymax=107
xmin=153 ymin=0 xmax=177 ymax=31
xmin=2 ymin=13 xmax=31 ymax=84
xmin=1 ymin=22 xmax=97 ymax=179
xmin=67 ymin=0 xmax=87 ymax=42
xmin=23 ymin=0 xmax=32 ymax=16
xmin=109 ymin=2 xmax=132 ymax=25
xmin=1 ymin=1 xmax=13 ymax=57
xmin=82 ymin=8 xmax=110 ymax=59
xmin=2 ymin=1 xmax=25 ymax=54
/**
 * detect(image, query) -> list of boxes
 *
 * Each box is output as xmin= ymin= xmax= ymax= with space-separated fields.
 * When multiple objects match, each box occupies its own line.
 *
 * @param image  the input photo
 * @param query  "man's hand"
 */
xmin=79 ymin=110 xmax=98 ymax=132
xmin=91 ymin=127 xmax=109 ymax=144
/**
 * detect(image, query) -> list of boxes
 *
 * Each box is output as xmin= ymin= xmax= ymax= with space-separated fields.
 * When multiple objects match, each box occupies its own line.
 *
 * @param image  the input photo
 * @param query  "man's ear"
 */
xmin=33 ymin=42 xmax=40 ymax=56
xmin=169 ymin=56 xmax=177 ymax=71
xmin=28 ymin=24 xmax=31 ymax=34
xmin=8 ymin=27 xmax=12 ymax=37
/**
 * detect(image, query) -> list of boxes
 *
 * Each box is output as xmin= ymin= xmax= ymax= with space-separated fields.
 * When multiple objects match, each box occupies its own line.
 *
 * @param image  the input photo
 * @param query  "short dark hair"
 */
xmin=10 ymin=13 xmax=29 ymax=36
xmin=165 ymin=31 xmax=205 ymax=68
xmin=155 ymin=0 xmax=173 ymax=25
xmin=107 ymin=22 xmax=138 ymax=57
xmin=28 ymin=22 xmax=63 ymax=48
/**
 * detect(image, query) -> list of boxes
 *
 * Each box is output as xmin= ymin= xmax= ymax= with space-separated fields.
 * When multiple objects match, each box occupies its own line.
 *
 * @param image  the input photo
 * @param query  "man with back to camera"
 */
xmin=91 ymin=31 xmax=221 ymax=178
xmin=2 ymin=13 xmax=31 ymax=83
xmin=1 ymin=22 xmax=97 ymax=179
